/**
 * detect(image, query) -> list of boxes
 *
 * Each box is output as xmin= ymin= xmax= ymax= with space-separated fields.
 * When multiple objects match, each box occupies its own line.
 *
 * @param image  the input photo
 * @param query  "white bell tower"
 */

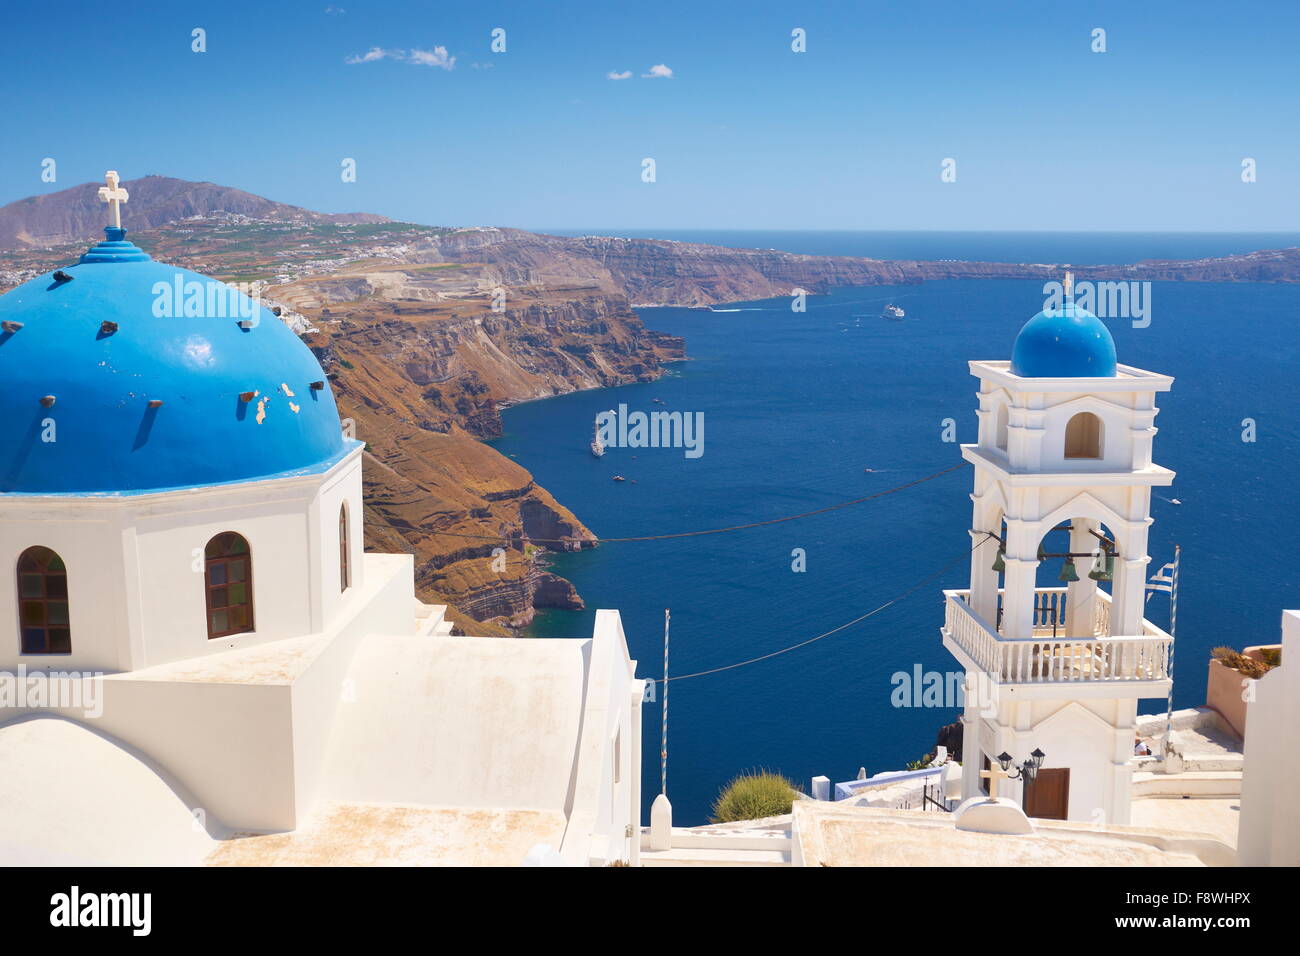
xmin=940 ymin=281 xmax=1176 ymax=825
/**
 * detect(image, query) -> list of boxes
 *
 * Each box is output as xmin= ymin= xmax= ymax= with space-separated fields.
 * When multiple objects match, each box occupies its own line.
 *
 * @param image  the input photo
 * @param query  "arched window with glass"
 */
xmin=205 ymin=532 xmax=254 ymax=639
xmin=17 ymin=546 xmax=71 ymax=654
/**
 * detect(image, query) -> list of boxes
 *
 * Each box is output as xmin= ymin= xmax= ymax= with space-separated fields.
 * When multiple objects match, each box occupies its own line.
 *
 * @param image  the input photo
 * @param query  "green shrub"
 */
xmin=906 ymin=752 xmax=936 ymax=770
xmin=710 ymin=770 xmax=798 ymax=823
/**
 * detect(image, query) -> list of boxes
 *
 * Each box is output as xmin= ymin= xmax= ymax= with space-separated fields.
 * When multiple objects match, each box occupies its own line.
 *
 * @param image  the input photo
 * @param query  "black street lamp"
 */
xmin=996 ymin=748 xmax=1046 ymax=807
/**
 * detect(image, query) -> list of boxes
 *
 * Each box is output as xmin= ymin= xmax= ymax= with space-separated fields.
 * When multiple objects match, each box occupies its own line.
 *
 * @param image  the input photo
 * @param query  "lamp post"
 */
xmin=996 ymin=748 xmax=1046 ymax=808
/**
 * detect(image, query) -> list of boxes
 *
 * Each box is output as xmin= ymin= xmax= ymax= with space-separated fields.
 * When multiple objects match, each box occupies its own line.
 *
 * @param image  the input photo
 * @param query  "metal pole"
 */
xmin=1163 ymin=545 xmax=1180 ymax=756
xmin=660 ymin=608 xmax=670 ymax=796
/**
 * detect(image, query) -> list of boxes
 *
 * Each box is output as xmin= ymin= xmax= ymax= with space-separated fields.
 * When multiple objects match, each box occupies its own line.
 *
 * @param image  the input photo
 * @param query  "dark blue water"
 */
xmin=539 ymin=229 xmax=1300 ymax=265
xmin=493 ymin=273 xmax=1300 ymax=827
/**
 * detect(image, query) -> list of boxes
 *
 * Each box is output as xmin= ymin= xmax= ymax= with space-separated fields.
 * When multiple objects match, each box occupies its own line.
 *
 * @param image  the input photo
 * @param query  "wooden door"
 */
xmin=1024 ymin=767 xmax=1070 ymax=820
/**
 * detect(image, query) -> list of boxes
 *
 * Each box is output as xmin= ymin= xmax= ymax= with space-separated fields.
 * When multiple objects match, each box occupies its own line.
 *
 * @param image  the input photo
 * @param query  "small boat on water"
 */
xmin=882 ymin=304 xmax=905 ymax=320
xmin=612 ymin=475 xmax=627 ymax=482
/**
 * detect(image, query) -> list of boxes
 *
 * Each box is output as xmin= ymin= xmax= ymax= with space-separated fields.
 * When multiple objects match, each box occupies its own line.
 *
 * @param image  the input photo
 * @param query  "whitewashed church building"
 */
xmin=0 ymin=177 xmax=645 ymax=866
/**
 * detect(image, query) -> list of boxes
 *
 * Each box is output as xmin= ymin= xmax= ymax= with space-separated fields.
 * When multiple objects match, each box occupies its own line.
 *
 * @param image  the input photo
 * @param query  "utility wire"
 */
xmin=363 ymin=461 xmax=984 ymax=684
xmin=652 ymin=535 xmax=993 ymax=684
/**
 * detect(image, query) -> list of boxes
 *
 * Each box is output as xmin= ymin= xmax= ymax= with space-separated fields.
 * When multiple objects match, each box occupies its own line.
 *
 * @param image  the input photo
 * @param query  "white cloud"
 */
xmin=606 ymin=70 xmax=632 ymax=80
xmin=408 ymin=46 xmax=456 ymax=70
xmin=324 ymin=5 xmax=345 ymax=14
xmin=642 ymin=64 xmax=673 ymax=79
xmin=345 ymin=46 xmax=398 ymax=64
xmin=345 ymin=45 xmax=456 ymax=70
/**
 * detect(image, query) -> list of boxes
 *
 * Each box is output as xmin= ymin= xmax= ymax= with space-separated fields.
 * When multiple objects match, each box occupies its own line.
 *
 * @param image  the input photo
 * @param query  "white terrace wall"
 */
xmin=1238 ymin=609 xmax=1300 ymax=866
xmin=560 ymin=609 xmax=644 ymax=867
xmin=0 ymin=552 xmax=415 ymax=833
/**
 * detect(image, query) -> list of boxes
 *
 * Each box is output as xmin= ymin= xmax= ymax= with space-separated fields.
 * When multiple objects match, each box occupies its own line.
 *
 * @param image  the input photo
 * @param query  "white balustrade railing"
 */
xmin=1094 ymin=594 xmax=1111 ymax=637
xmin=943 ymin=589 xmax=1171 ymax=684
xmin=1032 ymin=588 xmax=1067 ymax=628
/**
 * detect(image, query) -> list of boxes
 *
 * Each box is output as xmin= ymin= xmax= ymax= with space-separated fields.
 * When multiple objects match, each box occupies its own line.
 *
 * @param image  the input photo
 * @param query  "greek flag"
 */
xmin=1145 ymin=556 xmax=1179 ymax=600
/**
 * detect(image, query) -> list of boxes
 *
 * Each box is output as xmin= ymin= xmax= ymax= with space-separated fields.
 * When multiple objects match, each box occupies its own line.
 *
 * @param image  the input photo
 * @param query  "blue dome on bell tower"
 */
xmin=0 ymin=223 xmax=351 ymax=495
xmin=1010 ymin=277 xmax=1118 ymax=378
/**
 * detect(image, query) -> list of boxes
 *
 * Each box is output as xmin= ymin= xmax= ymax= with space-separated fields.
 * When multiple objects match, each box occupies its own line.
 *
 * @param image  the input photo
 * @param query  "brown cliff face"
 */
xmin=349 ymin=425 xmax=593 ymax=635
xmin=406 ymin=229 xmax=1300 ymax=307
xmin=282 ymin=266 xmax=682 ymax=439
xmin=283 ymin=260 xmax=682 ymax=633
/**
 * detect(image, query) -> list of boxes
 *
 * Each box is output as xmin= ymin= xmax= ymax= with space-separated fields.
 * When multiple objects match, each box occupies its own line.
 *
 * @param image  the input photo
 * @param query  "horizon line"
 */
xmin=521 ymin=227 xmax=1300 ymax=236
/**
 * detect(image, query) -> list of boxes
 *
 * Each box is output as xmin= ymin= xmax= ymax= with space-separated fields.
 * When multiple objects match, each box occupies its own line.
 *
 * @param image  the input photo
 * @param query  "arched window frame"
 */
xmin=339 ymin=502 xmax=352 ymax=593
xmin=994 ymin=403 xmax=1009 ymax=452
xmin=1064 ymin=411 xmax=1104 ymax=460
xmin=17 ymin=546 xmax=71 ymax=655
xmin=205 ymin=532 xmax=255 ymax=639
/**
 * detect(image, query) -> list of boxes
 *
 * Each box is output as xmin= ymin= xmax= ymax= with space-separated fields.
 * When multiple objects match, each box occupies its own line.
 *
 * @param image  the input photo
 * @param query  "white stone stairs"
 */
xmin=414 ymin=601 xmax=455 ymax=637
xmin=639 ymin=821 xmax=793 ymax=867
xmin=1136 ymin=707 xmax=1245 ymax=774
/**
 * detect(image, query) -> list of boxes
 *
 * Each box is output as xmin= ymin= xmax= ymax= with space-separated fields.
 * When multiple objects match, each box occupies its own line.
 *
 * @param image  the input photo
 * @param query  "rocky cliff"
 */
xmin=275 ymin=264 xmax=682 ymax=438
xmin=279 ymin=259 xmax=683 ymax=633
xmin=402 ymin=228 xmax=1300 ymax=308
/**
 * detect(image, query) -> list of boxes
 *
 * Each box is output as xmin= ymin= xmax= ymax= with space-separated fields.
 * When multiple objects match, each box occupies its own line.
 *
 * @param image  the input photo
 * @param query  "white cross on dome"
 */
xmin=97 ymin=170 xmax=129 ymax=228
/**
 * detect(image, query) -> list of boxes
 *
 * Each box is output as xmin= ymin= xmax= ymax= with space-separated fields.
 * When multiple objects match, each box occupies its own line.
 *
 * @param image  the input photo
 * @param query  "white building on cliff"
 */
xmin=0 ymin=179 xmax=644 ymax=866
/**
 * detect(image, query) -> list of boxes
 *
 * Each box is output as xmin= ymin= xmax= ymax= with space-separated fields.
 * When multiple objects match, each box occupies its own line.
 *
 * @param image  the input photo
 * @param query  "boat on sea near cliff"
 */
xmin=882 ymin=304 xmax=905 ymax=320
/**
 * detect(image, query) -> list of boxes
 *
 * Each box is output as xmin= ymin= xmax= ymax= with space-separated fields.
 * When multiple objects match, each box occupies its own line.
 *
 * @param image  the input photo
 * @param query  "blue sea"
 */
xmin=491 ymin=232 xmax=1300 ymax=826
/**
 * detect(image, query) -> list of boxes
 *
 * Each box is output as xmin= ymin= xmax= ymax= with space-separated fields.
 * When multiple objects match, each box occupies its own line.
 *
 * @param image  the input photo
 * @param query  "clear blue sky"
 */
xmin=3 ymin=0 xmax=1297 ymax=230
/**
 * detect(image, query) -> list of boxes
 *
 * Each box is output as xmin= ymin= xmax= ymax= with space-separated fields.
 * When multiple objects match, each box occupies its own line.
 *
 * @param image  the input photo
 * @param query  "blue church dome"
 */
xmin=0 ymin=228 xmax=351 ymax=495
xmin=1011 ymin=300 xmax=1117 ymax=378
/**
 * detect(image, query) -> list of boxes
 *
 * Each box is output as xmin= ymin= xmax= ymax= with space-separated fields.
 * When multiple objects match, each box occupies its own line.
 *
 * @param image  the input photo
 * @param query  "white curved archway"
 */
xmin=1032 ymin=492 xmax=1132 ymax=557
